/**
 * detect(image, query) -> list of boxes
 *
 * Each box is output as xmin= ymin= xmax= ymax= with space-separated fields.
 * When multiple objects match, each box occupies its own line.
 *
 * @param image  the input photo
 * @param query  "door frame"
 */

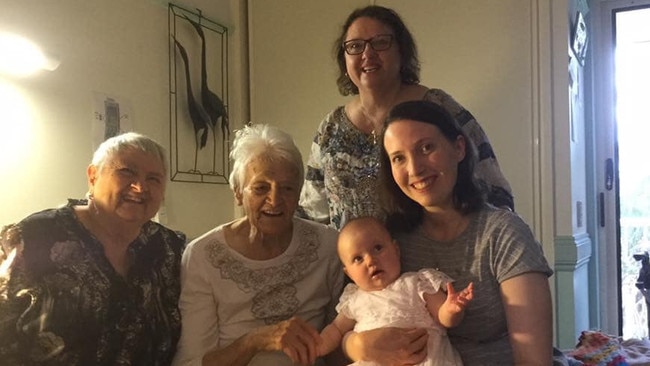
xmin=589 ymin=0 xmax=650 ymax=335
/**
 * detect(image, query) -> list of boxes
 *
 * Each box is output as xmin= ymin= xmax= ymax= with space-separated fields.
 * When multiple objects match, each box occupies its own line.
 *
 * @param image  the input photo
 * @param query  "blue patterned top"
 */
xmin=299 ymin=88 xmax=514 ymax=230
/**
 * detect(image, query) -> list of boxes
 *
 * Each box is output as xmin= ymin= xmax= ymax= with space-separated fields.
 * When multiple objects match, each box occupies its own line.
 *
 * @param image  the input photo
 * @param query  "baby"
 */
xmin=318 ymin=217 xmax=473 ymax=366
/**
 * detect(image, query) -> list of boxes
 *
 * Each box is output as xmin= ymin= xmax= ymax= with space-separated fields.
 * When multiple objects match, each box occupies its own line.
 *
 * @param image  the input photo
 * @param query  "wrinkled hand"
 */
xmin=352 ymin=327 xmax=428 ymax=365
xmin=254 ymin=316 xmax=320 ymax=365
xmin=443 ymin=282 xmax=474 ymax=314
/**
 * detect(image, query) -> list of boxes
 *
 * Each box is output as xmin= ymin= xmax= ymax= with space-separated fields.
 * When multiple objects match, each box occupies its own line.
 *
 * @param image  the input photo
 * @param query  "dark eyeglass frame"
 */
xmin=342 ymin=34 xmax=394 ymax=55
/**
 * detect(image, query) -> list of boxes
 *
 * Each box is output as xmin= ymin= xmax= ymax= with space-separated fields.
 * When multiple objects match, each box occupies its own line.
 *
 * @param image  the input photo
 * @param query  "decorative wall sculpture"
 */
xmin=168 ymin=4 xmax=229 ymax=184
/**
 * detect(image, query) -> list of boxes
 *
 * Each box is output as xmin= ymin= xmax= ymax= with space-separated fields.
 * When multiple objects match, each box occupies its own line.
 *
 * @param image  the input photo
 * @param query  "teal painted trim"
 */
xmin=555 ymin=233 xmax=592 ymax=269
xmin=554 ymin=233 xmax=592 ymax=349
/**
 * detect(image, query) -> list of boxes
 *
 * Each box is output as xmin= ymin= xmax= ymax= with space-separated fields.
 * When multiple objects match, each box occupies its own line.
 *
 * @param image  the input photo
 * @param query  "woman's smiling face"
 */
xmin=237 ymin=157 xmax=301 ymax=236
xmin=383 ymin=119 xmax=466 ymax=212
xmin=343 ymin=16 xmax=401 ymax=91
xmin=88 ymin=147 xmax=166 ymax=225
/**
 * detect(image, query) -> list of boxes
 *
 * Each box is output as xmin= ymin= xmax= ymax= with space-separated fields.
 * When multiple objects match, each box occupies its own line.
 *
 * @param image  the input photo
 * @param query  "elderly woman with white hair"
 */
xmin=0 ymin=132 xmax=185 ymax=365
xmin=173 ymin=124 xmax=344 ymax=366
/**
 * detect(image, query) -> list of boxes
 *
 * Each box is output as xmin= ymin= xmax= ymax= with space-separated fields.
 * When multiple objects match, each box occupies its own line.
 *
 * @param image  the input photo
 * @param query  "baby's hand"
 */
xmin=445 ymin=282 xmax=474 ymax=313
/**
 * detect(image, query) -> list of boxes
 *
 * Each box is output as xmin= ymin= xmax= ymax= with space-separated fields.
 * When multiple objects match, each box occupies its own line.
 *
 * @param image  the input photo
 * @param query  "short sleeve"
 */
xmin=335 ymin=283 xmax=358 ymax=319
xmin=417 ymin=268 xmax=454 ymax=298
xmin=489 ymin=211 xmax=553 ymax=283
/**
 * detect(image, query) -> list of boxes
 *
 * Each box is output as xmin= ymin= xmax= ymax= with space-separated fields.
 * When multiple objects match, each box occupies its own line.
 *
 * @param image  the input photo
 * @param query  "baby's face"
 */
xmin=338 ymin=218 xmax=401 ymax=291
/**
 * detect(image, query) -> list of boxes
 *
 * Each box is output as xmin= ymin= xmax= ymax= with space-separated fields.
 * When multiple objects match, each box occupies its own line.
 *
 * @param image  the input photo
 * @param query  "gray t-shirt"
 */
xmin=395 ymin=205 xmax=552 ymax=365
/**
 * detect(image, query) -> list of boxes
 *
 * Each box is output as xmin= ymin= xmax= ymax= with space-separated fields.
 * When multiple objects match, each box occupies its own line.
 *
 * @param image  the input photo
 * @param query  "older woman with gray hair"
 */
xmin=0 ymin=132 xmax=185 ymax=365
xmin=174 ymin=124 xmax=343 ymax=366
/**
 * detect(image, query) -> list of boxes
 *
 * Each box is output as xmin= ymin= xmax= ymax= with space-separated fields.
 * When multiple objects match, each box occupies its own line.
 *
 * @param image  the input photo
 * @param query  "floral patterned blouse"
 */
xmin=299 ymin=88 xmax=514 ymax=230
xmin=0 ymin=200 xmax=186 ymax=366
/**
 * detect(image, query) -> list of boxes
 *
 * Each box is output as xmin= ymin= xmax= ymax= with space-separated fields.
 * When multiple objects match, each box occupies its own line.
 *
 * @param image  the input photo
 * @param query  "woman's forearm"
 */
xmin=341 ymin=328 xmax=429 ymax=365
xmin=502 ymin=273 xmax=553 ymax=366
xmin=201 ymin=332 xmax=258 ymax=366
xmin=342 ymin=331 xmax=366 ymax=362
xmin=202 ymin=317 xmax=321 ymax=365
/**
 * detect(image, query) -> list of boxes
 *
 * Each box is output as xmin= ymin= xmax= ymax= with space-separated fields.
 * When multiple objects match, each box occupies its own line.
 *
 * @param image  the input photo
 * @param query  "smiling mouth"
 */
xmin=123 ymin=196 xmax=145 ymax=204
xmin=362 ymin=66 xmax=379 ymax=73
xmin=412 ymin=177 xmax=434 ymax=190
xmin=262 ymin=210 xmax=283 ymax=217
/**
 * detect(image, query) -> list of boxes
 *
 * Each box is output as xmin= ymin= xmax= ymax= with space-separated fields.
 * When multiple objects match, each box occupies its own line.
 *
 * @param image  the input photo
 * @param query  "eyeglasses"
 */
xmin=342 ymin=34 xmax=393 ymax=55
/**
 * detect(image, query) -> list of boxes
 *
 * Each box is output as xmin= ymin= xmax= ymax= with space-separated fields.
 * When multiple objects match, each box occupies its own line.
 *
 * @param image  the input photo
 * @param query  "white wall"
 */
xmin=248 ymin=0 xmax=358 ymax=156
xmin=0 ymin=0 xmax=246 ymax=239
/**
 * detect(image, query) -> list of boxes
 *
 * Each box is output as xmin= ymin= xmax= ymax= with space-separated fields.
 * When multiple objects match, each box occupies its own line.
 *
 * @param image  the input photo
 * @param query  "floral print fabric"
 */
xmin=0 ymin=200 xmax=185 ymax=366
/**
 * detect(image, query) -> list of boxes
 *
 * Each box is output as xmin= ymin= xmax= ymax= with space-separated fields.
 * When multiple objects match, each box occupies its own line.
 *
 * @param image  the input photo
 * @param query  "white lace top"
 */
xmin=173 ymin=218 xmax=344 ymax=366
xmin=337 ymin=269 xmax=463 ymax=366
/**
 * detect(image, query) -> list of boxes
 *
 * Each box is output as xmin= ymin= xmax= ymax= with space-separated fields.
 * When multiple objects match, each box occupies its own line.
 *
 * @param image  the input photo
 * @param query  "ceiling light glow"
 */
xmin=0 ymin=32 xmax=59 ymax=76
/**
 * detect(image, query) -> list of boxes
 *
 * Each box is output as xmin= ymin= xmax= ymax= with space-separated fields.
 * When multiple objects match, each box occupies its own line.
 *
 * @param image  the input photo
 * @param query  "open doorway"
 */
xmin=615 ymin=5 xmax=650 ymax=339
xmin=593 ymin=0 xmax=650 ymax=339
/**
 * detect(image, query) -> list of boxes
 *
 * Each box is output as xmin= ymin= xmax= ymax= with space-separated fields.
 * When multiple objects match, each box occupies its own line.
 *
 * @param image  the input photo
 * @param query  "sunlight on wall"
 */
xmin=0 ymin=80 xmax=34 ymax=175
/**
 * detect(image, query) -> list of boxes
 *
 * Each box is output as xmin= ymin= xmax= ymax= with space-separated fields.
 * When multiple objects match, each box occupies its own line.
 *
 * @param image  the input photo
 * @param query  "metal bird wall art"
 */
xmin=183 ymin=15 xmax=230 ymax=138
xmin=173 ymin=36 xmax=210 ymax=172
xmin=168 ymin=4 xmax=230 ymax=184
xmin=182 ymin=15 xmax=230 ymax=174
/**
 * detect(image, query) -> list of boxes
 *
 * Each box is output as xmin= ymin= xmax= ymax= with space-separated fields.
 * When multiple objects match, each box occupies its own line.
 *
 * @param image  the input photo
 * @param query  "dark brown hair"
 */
xmin=379 ymin=101 xmax=486 ymax=233
xmin=334 ymin=6 xmax=420 ymax=96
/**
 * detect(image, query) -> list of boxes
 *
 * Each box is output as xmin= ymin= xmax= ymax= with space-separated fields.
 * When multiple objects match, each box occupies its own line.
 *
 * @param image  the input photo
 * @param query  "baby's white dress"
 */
xmin=337 ymin=268 xmax=463 ymax=366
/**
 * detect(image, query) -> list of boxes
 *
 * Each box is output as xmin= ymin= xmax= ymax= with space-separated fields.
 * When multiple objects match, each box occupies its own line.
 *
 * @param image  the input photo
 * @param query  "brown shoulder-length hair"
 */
xmin=334 ymin=5 xmax=420 ymax=96
xmin=379 ymin=100 xmax=486 ymax=233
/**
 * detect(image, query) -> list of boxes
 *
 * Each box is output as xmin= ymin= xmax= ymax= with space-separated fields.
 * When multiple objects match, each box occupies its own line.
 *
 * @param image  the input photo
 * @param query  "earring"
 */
xmin=344 ymin=72 xmax=349 ymax=78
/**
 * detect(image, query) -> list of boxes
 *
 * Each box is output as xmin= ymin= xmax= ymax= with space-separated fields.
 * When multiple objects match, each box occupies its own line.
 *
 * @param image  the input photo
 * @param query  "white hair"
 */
xmin=92 ymin=132 xmax=167 ymax=176
xmin=228 ymin=124 xmax=304 ymax=193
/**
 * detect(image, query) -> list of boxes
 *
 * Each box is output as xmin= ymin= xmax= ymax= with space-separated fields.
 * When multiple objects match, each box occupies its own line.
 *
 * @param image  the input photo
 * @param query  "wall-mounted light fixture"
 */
xmin=0 ymin=32 xmax=60 ymax=77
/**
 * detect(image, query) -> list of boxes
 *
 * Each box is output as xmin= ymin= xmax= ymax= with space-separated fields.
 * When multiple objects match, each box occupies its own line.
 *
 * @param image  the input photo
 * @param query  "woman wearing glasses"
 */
xmin=298 ymin=5 xmax=514 ymax=230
